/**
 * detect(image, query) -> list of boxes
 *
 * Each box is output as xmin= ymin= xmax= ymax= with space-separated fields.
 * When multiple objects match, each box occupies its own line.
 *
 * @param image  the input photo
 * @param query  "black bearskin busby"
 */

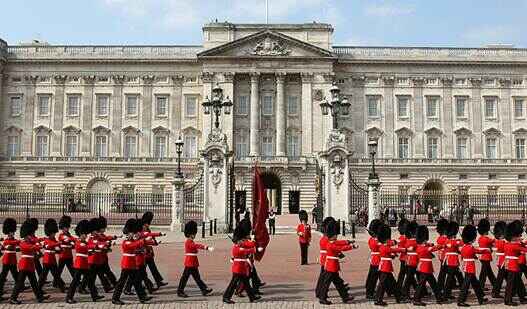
xmin=447 ymin=221 xmax=459 ymax=238
xmin=44 ymin=218 xmax=58 ymax=237
xmin=368 ymin=219 xmax=382 ymax=237
xmin=59 ymin=215 xmax=72 ymax=229
xmin=321 ymin=217 xmax=336 ymax=235
xmin=436 ymin=218 xmax=449 ymax=236
xmin=184 ymin=220 xmax=198 ymax=238
xmin=99 ymin=216 xmax=108 ymax=230
xmin=29 ymin=218 xmax=38 ymax=234
xmin=75 ymin=219 xmax=90 ymax=237
xmin=398 ymin=218 xmax=409 ymax=236
xmin=416 ymin=225 xmax=429 ymax=244
xmin=88 ymin=217 xmax=100 ymax=234
xmin=493 ymin=221 xmax=507 ymax=238
xmin=232 ymin=224 xmax=250 ymax=243
xmin=298 ymin=210 xmax=308 ymax=222
xmin=142 ymin=211 xmax=154 ymax=225
xmin=377 ymin=224 xmax=391 ymax=243
xmin=505 ymin=220 xmax=524 ymax=242
xmin=326 ymin=219 xmax=339 ymax=238
xmin=405 ymin=220 xmax=418 ymax=238
xmin=20 ymin=220 xmax=33 ymax=239
xmin=123 ymin=218 xmax=139 ymax=235
xmin=461 ymin=224 xmax=478 ymax=244
xmin=239 ymin=218 xmax=252 ymax=235
xmin=477 ymin=218 xmax=491 ymax=235
xmin=2 ymin=218 xmax=16 ymax=235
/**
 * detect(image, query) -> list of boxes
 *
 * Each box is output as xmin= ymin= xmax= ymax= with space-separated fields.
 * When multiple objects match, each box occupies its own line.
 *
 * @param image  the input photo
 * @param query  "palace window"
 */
xmin=125 ymin=95 xmax=138 ymax=116
xmin=514 ymin=98 xmax=525 ymax=118
xmin=235 ymin=133 xmax=248 ymax=159
xmin=38 ymin=95 xmax=50 ymax=116
xmin=287 ymin=134 xmax=300 ymax=158
xmin=397 ymin=96 xmax=409 ymax=118
xmin=456 ymin=137 xmax=468 ymax=159
xmin=262 ymin=136 xmax=274 ymax=157
xmin=67 ymin=95 xmax=80 ymax=116
xmin=10 ymin=96 xmax=22 ymax=116
xmin=95 ymin=135 xmax=108 ymax=157
xmin=156 ymin=96 xmax=168 ymax=116
xmin=426 ymin=96 xmax=439 ymax=118
xmin=398 ymin=137 xmax=409 ymax=159
xmin=455 ymin=97 xmax=468 ymax=118
xmin=183 ymin=135 xmax=197 ymax=158
xmin=427 ymin=137 xmax=439 ymax=159
xmin=486 ymin=137 xmax=497 ymax=159
xmin=124 ymin=135 xmax=137 ymax=158
xmin=154 ymin=136 xmax=167 ymax=159
xmin=65 ymin=135 xmax=78 ymax=157
xmin=513 ymin=79 xmax=524 ymax=87
xmin=287 ymin=96 xmax=299 ymax=115
xmin=484 ymin=97 xmax=497 ymax=119
xmin=36 ymin=135 xmax=49 ymax=157
xmin=7 ymin=136 xmax=20 ymax=157
xmin=367 ymin=96 xmax=380 ymax=118
xmin=185 ymin=96 xmax=197 ymax=117
xmin=236 ymin=95 xmax=249 ymax=115
xmin=516 ymin=138 xmax=526 ymax=159
xmin=262 ymin=95 xmax=273 ymax=115
xmin=96 ymin=95 xmax=109 ymax=117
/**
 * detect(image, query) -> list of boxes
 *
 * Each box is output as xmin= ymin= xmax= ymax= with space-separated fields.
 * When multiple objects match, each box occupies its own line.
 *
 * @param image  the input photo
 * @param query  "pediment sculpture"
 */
xmin=251 ymin=37 xmax=291 ymax=56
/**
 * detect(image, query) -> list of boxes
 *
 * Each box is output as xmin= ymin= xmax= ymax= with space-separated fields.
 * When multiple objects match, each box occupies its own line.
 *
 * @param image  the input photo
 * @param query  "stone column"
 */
xmin=499 ymin=78 xmax=512 ymax=158
xmin=470 ymin=78 xmax=483 ymax=159
xmin=412 ymin=77 xmax=425 ymax=158
xmin=382 ymin=76 xmax=395 ymax=157
xmin=81 ymin=76 xmax=96 ymax=156
xmin=112 ymin=75 xmax=125 ymax=156
xmin=275 ymin=73 xmax=286 ymax=156
xmin=442 ymin=77 xmax=454 ymax=158
xmin=52 ymin=75 xmax=67 ymax=156
xmin=249 ymin=73 xmax=260 ymax=156
xmin=367 ymin=177 xmax=381 ymax=227
xmin=141 ymin=75 xmax=155 ymax=157
xmin=23 ymin=76 xmax=38 ymax=156
xmin=301 ymin=73 xmax=313 ymax=154
xmin=351 ymin=75 xmax=366 ymax=156
xmin=171 ymin=175 xmax=185 ymax=232
xmin=222 ymin=72 xmax=235 ymax=151
xmin=171 ymin=75 xmax=184 ymax=156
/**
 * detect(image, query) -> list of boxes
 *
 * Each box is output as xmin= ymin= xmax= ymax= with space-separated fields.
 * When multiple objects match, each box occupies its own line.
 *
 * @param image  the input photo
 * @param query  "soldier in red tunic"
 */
xmin=9 ymin=220 xmax=48 ymax=304
xmin=401 ymin=220 xmax=419 ymax=300
xmin=503 ymin=220 xmax=527 ymax=306
xmin=27 ymin=218 xmax=43 ymax=277
xmin=296 ymin=210 xmax=311 ymax=265
xmin=413 ymin=225 xmax=445 ymax=306
xmin=491 ymin=221 xmax=507 ymax=298
xmin=443 ymin=221 xmax=464 ymax=300
xmin=457 ymin=224 xmax=488 ymax=307
xmin=0 ymin=218 xmax=19 ymax=298
xmin=65 ymin=219 xmax=104 ymax=304
xmin=365 ymin=219 xmax=383 ymax=299
xmin=111 ymin=218 xmax=152 ymax=305
xmin=477 ymin=218 xmax=496 ymax=289
xmin=395 ymin=218 xmax=409 ymax=291
xmin=37 ymin=218 xmax=66 ymax=292
xmin=141 ymin=212 xmax=167 ymax=288
xmin=82 ymin=218 xmax=112 ymax=293
xmin=435 ymin=218 xmax=449 ymax=292
xmin=124 ymin=227 xmax=157 ymax=295
xmin=318 ymin=219 xmax=357 ymax=305
xmin=177 ymin=220 xmax=214 ymax=297
xmin=98 ymin=216 xmax=118 ymax=289
xmin=57 ymin=216 xmax=76 ymax=280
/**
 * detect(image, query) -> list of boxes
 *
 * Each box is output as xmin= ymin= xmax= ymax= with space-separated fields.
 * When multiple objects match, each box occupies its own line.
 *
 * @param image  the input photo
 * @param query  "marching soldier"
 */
xmin=457 ymin=224 xmax=487 ymax=307
xmin=435 ymin=218 xmax=449 ymax=291
xmin=27 ymin=218 xmax=43 ymax=277
xmin=177 ymin=220 xmax=213 ymax=297
xmin=477 ymin=218 xmax=496 ymax=289
xmin=297 ymin=210 xmax=311 ymax=265
xmin=87 ymin=218 xmax=112 ymax=292
xmin=365 ymin=219 xmax=383 ymax=300
xmin=98 ymin=216 xmax=118 ymax=289
xmin=395 ymin=218 xmax=409 ymax=291
xmin=141 ymin=211 xmax=168 ymax=288
xmin=491 ymin=221 xmax=507 ymax=298
xmin=0 ymin=218 xmax=19 ymax=298
xmin=401 ymin=220 xmax=419 ymax=300
xmin=57 ymin=216 xmax=76 ymax=280
xmin=443 ymin=221 xmax=463 ymax=300
xmin=503 ymin=220 xmax=527 ymax=306
xmin=37 ymin=218 xmax=66 ymax=292
xmin=124 ymin=229 xmax=156 ymax=295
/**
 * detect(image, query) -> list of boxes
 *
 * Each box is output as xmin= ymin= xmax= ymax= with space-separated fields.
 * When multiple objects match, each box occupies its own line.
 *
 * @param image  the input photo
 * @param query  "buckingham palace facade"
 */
xmin=1 ymin=22 xmax=527 ymax=213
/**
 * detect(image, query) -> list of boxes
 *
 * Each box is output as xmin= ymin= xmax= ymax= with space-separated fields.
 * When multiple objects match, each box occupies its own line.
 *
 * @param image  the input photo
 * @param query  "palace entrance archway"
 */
xmin=261 ymin=172 xmax=282 ymax=215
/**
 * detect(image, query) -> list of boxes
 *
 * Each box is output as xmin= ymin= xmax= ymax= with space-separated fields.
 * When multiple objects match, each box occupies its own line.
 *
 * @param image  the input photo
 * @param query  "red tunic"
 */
xmin=88 ymin=235 xmax=108 ymax=265
xmin=444 ymin=238 xmax=463 ymax=266
xmin=231 ymin=241 xmax=256 ymax=276
xmin=142 ymin=231 xmax=162 ymax=259
xmin=2 ymin=238 xmax=20 ymax=265
xmin=319 ymin=236 xmax=328 ymax=267
xmin=41 ymin=237 xmax=61 ymax=266
xmin=405 ymin=238 xmax=418 ymax=267
xmin=477 ymin=235 xmax=494 ymax=261
xmin=73 ymin=240 xmax=92 ymax=270
xmin=98 ymin=234 xmax=116 ymax=263
xmin=184 ymin=238 xmax=207 ymax=268
xmin=121 ymin=239 xmax=144 ymax=270
xmin=297 ymin=223 xmax=311 ymax=244
xmin=495 ymin=239 xmax=506 ymax=268
xmin=460 ymin=244 xmax=485 ymax=274
xmin=378 ymin=243 xmax=405 ymax=273
xmin=504 ymin=241 xmax=527 ymax=272
xmin=324 ymin=240 xmax=353 ymax=273
xmin=416 ymin=243 xmax=440 ymax=274
xmin=368 ymin=237 xmax=381 ymax=266
xmin=436 ymin=235 xmax=448 ymax=261
xmin=18 ymin=240 xmax=40 ymax=272
xmin=58 ymin=232 xmax=76 ymax=261
xmin=398 ymin=235 xmax=408 ymax=262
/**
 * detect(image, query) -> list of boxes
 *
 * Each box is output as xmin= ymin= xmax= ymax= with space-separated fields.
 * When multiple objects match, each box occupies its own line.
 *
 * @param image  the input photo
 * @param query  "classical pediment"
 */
xmin=198 ymin=30 xmax=333 ymax=59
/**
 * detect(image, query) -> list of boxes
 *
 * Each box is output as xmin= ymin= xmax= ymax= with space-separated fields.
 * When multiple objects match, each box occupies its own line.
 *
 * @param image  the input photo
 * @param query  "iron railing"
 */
xmin=181 ymin=171 xmax=204 ymax=224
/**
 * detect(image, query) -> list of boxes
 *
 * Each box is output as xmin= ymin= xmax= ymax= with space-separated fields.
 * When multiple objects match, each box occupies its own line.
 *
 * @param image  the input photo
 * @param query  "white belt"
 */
xmin=123 ymin=253 xmax=136 ymax=257
xmin=76 ymin=253 xmax=88 ymax=258
xmin=380 ymin=257 xmax=392 ymax=261
xmin=371 ymin=252 xmax=380 ymax=255
xmin=463 ymin=259 xmax=475 ymax=262
xmin=3 ymin=251 xmax=16 ymax=254
xmin=445 ymin=252 xmax=458 ymax=255
xmin=505 ymin=256 xmax=519 ymax=260
xmin=479 ymin=248 xmax=491 ymax=251
xmin=326 ymin=256 xmax=339 ymax=260
xmin=232 ymin=258 xmax=249 ymax=263
xmin=496 ymin=253 xmax=505 ymax=256
xmin=61 ymin=245 xmax=72 ymax=248
xmin=407 ymin=252 xmax=418 ymax=255
xmin=21 ymin=255 xmax=34 ymax=258
xmin=44 ymin=250 xmax=56 ymax=253
xmin=320 ymin=250 xmax=327 ymax=254
xmin=94 ymin=250 xmax=103 ymax=253
xmin=419 ymin=258 xmax=432 ymax=262
xmin=185 ymin=253 xmax=198 ymax=256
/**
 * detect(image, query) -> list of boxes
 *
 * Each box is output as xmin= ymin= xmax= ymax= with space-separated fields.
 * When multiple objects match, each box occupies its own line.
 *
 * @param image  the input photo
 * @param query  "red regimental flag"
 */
xmin=252 ymin=165 xmax=270 ymax=261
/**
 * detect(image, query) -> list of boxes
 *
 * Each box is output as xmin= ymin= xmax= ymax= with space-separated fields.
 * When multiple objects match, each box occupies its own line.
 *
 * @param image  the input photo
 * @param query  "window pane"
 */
xmin=262 ymin=96 xmax=273 ymax=115
xmin=95 ymin=136 xmax=107 ymax=157
xmin=36 ymin=136 xmax=48 ymax=157
xmin=183 ymin=136 xmax=197 ymax=158
xmin=235 ymin=134 xmax=248 ymax=158
xmin=154 ymin=136 xmax=166 ymax=158
xmin=398 ymin=137 xmax=409 ymax=159
xmin=65 ymin=135 xmax=77 ymax=157
xmin=11 ymin=97 xmax=22 ymax=116
xmin=126 ymin=96 xmax=138 ymax=115
xmin=262 ymin=136 xmax=273 ymax=156
xmin=38 ymin=96 xmax=50 ymax=116
xmin=367 ymin=97 xmax=378 ymax=117
xmin=486 ymin=138 xmax=497 ymax=159
xmin=67 ymin=96 xmax=79 ymax=116
xmin=515 ymin=99 xmax=524 ymax=118
xmin=288 ymin=96 xmax=298 ymax=115
xmin=516 ymin=139 xmax=525 ymax=159
xmin=124 ymin=136 xmax=137 ymax=158
xmin=237 ymin=96 xmax=248 ymax=115
xmin=287 ymin=135 xmax=300 ymax=157
xmin=456 ymin=137 xmax=467 ymax=159
xmin=7 ymin=136 xmax=20 ymax=157
xmin=397 ymin=97 xmax=408 ymax=117
xmin=157 ymin=96 xmax=167 ymax=116
xmin=97 ymin=96 xmax=109 ymax=116
xmin=485 ymin=98 xmax=496 ymax=118
xmin=456 ymin=98 xmax=466 ymax=118
xmin=427 ymin=137 xmax=438 ymax=159
xmin=185 ymin=96 xmax=196 ymax=117
xmin=427 ymin=97 xmax=438 ymax=117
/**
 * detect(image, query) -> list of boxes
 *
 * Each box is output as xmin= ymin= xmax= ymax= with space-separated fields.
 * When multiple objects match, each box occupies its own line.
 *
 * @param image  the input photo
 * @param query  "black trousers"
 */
xmin=66 ymin=268 xmax=98 ymax=301
xmin=268 ymin=220 xmax=275 ymax=235
xmin=81 ymin=264 xmax=112 ymax=291
xmin=145 ymin=258 xmax=164 ymax=285
xmin=479 ymin=260 xmax=496 ymax=287
xmin=10 ymin=270 xmax=43 ymax=301
xmin=177 ymin=267 xmax=208 ymax=293
xmin=444 ymin=265 xmax=463 ymax=297
xmin=223 ymin=274 xmax=256 ymax=302
xmin=58 ymin=258 xmax=75 ymax=280
xmin=396 ymin=261 xmax=407 ymax=291
xmin=365 ymin=265 xmax=379 ymax=298
xmin=505 ymin=271 xmax=526 ymax=304
xmin=250 ymin=266 xmax=263 ymax=288
xmin=402 ymin=266 xmax=418 ymax=298
xmin=34 ymin=257 xmax=42 ymax=276
xmin=375 ymin=272 xmax=400 ymax=303
xmin=101 ymin=261 xmax=118 ymax=286
xmin=125 ymin=265 xmax=154 ymax=294
xmin=318 ymin=271 xmax=349 ymax=301
xmin=38 ymin=264 xmax=66 ymax=291
xmin=458 ymin=273 xmax=485 ymax=304
xmin=113 ymin=269 xmax=147 ymax=301
xmin=437 ymin=263 xmax=447 ymax=292
xmin=0 ymin=264 xmax=18 ymax=294
xmin=300 ymin=243 xmax=308 ymax=265
xmin=414 ymin=272 xmax=442 ymax=302
xmin=492 ymin=267 xmax=506 ymax=296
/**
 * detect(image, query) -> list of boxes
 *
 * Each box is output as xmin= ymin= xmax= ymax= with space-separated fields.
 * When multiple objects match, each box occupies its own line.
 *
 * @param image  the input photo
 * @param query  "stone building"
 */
xmin=1 ymin=22 xmax=527 ymax=214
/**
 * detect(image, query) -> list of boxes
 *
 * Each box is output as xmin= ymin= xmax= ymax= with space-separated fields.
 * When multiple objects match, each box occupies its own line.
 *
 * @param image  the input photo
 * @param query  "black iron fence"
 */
xmin=182 ymin=171 xmax=204 ymax=224
xmin=0 ymin=191 xmax=172 ymax=225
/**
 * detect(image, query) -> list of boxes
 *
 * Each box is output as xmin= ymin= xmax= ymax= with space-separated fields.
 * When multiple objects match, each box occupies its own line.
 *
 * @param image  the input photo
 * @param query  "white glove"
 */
xmin=207 ymin=246 xmax=215 ymax=252
xmin=250 ymin=235 xmax=255 ymax=241
xmin=257 ymin=247 xmax=264 ymax=252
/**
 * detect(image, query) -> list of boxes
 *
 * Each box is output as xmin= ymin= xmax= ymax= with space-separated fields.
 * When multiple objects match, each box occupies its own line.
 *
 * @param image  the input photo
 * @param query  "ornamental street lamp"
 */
xmin=202 ymin=84 xmax=233 ymax=130
xmin=368 ymin=137 xmax=378 ymax=180
xmin=175 ymin=136 xmax=184 ymax=177
xmin=319 ymin=83 xmax=350 ymax=130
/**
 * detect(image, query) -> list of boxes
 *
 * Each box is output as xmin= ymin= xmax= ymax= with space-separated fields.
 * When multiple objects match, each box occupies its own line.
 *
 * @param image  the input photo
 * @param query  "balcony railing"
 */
xmin=0 ymin=156 xmax=200 ymax=163
xmin=349 ymin=157 xmax=527 ymax=165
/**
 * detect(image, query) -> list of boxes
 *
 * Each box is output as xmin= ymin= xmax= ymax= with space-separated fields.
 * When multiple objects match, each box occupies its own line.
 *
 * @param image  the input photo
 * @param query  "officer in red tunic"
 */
xmin=457 ymin=224 xmax=488 ymax=307
xmin=365 ymin=219 xmax=383 ymax=299
xmin=413 ymin=225 xmax=445 ymax=306
xmin=112 ymin=218 xmax=152 ymax=305
xmin=491 ymin=221 xmax=507 ymax=298
xmin=98 ymin=216 xmax=118 ymax=289
xmin=57 ymin=216 xmax=76 ymax=279
xmin=177 ymin=220 xmax=214 ymax=297
xmin=141 ymin=211 xmax=167 ymax=288
xmin=318 ymin=219 xmax=357 ymax=305
xmin=37 ymin=218 xmax=66 ymax=292
xmin=401 ymin=220 xmax=419 ymax=300
xmin=395 ymin=218 xmax=409 ymax=291
xmin=65 ymin=219 xmax=103 ymax=304
xmin=443 ymin=221 xmax=463 ymax=299
xmin=83 ymin=218 xmax=112 ymax=292
xmin=296 ymin=210 xmax=311 ymax=265
xmin=0 ymin=218 xmax=19 ymax=298
xmin=124 ymin=229 xmax=157 ymax=295
xmin=374 ymin=223 xmax=406 ymax=306
xmin=9 ymin=220 xmax=48 ymax=304
xmin=27 ymin=218 xmax=43 ymax=277
xmin=435 ymin=218 xmax=449 ymax=292
xmin=477 ymin=218 xmax=496 ymax=289
xmin=503 ymin=220 xmax=527 ymax=306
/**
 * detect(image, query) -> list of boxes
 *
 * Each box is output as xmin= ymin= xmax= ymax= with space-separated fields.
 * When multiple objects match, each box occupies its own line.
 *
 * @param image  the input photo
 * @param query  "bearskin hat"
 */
xmin=20 ymin=220 xmax=33 ymax=239
xmin=368 ymin=219 xmax=382 ymax=237
xmin=141 ymin=211 xmax=154 ymax=225
xmin=239 ymin=218 xmax=252 ymax=235
xmin=2 ymin=218 xmax=16 ymax=235
xmin=88 ymin=218 xmax=100 ymax=234
xmin=477 ymin=218 xmax=491 ymax=235
xmin=377 ymin=224 xmax=391 ymax=243
xmin=416 ymin=225 xmax=429 ymax=244
xmin=505 ymin=220 xmax=524 ymax=242
xmin=405 ymin=221 xmax=418 ymax=238
xmin=298 ymin=210 xmax=308 ymax=222
xmin=184 ymin=220 xmax=198 ymax=237
xmin=447 ymin=221 xmax=459 ymax=237
xmin=436 ymin=218 xmax=449 ymax=236
xmin=232 ymin=225 xmax=246 ymax=243
xmin=123 ymin=218 xmax=139 ymax=235
xmin=59 ymin=215 xmax=72 ymax=229
xmin=462 ymin=224 xmax=478 ymax=244
xmin=397 ymin=218 xmax=409 ymax=236
xmin=325 ymin=219 xmax=339 ymax=238
xmin=322 ymin=217 xmax=336 ymax=235
xmin=44 ymin=218 xmax=58 ymax=236
xmin=493 ymin=221 xmax=507 ymax=238
xmin=98 ymin=216 xmax=108 ymax=230
xmin=28 ymin=218 xmax=39 ymax=234
xmin=75 ymin=219 xmax=90 ymax=237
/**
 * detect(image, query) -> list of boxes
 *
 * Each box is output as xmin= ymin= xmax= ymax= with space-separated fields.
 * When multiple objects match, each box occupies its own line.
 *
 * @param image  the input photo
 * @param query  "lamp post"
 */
xmin=368 ymin=138 xmax=378 ymax=180
xmin=175 ymin=136 xmax=184 ymax=177
xmin=202 ymin=84 xmax=233 ymax=130
xmin=319 ymin=83 xmax=350 ymax=130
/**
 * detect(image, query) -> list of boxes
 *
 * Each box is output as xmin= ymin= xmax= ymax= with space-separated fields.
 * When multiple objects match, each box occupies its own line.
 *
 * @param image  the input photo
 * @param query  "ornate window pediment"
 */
xmin=395 ymin=127 xmax=413 ymax=136
xmin=513 ymin=128 xmax=527 ymax=135
xmin=121 ymin=125 xmax=140 ymax=134
xmin=425 ymin=127 xmax=443 ymax=136
xmin=483 ymin=127 xmax=501 ymax=137
xmin=5 ymin=125 xmax=23 ymax=133
xmin=181 ymin=126 xmax=201 ymax=136
xmin=92 ymin=125 xmax=111 ymax=134
xmin=365 ymin=126 xmax=384 ymax=137
xmin=63 ymin=125 xmax=81 ymax=134
xmin=34 ymin=125 xmax=52 ymax=134
xmin=152 ymin=126 xmax=170 ymax=134
xmin=454 ymin=127 xmax=472 ymax=136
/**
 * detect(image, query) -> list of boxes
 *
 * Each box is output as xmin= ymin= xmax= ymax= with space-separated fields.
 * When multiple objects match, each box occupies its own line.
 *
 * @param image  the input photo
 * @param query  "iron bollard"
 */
xmin=337 ymin=219 xmax=341 ymax=235
xmin=342 ymin=221 xmax=346 ymax=236
xmin=209 ymin=220 xmax=213 ymax=236
xmin=202 ymin=221 xmax=206 ymax=238
xmin=352 ymin=222 xmax=356 ymax=239
xmin=214 ymin=219 xmax=217 ymax=234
